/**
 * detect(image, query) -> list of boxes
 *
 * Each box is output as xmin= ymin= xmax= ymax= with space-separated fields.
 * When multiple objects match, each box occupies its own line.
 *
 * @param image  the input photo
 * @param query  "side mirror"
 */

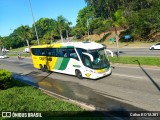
xmin=105 ymin=49 xmax=113 ymax=57
xmin=82 ymin=52 xmax=94 ymax=62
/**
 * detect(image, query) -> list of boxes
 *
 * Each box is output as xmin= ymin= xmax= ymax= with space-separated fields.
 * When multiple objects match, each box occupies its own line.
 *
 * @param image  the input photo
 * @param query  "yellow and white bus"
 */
xmin=30 ymin=42 xmax=113 ymax=79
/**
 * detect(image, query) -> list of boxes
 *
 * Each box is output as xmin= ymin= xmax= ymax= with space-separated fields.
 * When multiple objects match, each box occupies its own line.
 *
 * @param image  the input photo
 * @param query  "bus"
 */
xmin=30 ymin=42 xmax=113 ymax=79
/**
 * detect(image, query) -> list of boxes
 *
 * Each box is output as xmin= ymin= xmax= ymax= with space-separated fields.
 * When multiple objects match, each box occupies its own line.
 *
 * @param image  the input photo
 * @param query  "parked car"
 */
xmin=150 ymin=43 xmax=160 ymax=50
xmin=0 ymin=54 xmax=8 ymax=59
xmin=2 ymin=48 xmax=9 ymax=52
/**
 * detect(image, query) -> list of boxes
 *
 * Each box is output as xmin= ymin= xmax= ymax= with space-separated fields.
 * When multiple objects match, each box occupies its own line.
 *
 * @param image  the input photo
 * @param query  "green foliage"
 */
xmin=0 ymin=69 xmax=13 ymax=90
xmin=2 ymin=25 xmax=32 ymax=49
xmin=0 ymin=80 xmax=83 ymax=112
xmin=1 ymin=0 xmax=160 ymax=48
xmin=33 ymin=18 xmax=57 ymax=39
xmin=91 ymin=18 xmax=111 ymax=36
xmin=85 ymin=0 xmax=160 ymax=41
xmin=112 ymin=9 xmax=126 ymax=28
xmin=72 ymin=6 xmax=95 ymax=36
xmin=34 ymin=16 xmax=71 ymax=41
xmin=127 ymin=7 xmax=160 ymax=40
xmin=1 ymin=16 xmax=72 ymax=49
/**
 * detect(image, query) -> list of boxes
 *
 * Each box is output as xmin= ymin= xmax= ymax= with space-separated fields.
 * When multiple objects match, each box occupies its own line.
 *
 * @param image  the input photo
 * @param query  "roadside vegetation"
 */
xmin=110 ymin=56 xmax=160 ymax=67
xmin=0 ymin=69 xmax=83 ymax=112
xmin=0 ymin=69 xmax=104 ymax=119
xmin=4 ymin=46 xmax=31 ymax=57
xmin=9 ymin=46 xmax=27 ymax=52
xmin=7 ymin=53 xmax=31 ymax=57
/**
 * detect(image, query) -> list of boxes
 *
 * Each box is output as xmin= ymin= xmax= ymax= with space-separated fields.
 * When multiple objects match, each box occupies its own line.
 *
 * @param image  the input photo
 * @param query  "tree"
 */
xmin=0 ymin=36 xmax=4 ymax=51
xmin=84 ymin=0 xmax=160 ymax=42
xmin=21 ymin=25 xmax=32 ymax=49
xmin=72 ymin=6 xmax=95 ymax=38
xmin=90 ymin=18 xmax=111 ymax=38
xmin=112 ymin=9 xmax=126 ymax=57
xmin=34 ymin=18 xmax=56 ymax=39
xmin=54 ymin=15 xmax=68 ymax=41
xmin=126 ymin=0 xmax=160 ymax=41
xmin=64 ymin=22 xmax=72 ymax=40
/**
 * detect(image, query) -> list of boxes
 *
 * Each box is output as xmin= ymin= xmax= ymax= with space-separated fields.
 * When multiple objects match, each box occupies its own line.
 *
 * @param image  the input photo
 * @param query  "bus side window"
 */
xmin=31 ymin=48 xmax=36 ymax=55
xmin=68 ymin=49 xmax=79 ymax=60
xmin=59 ymin=49 xmax=64 ymax=57
xmin=47 ymin=48 xmax=52 ymax=56
xmin=32 ymin=48 xmax=40 ymax=56
xmin=55 ymin=48 xmax=59 ymax=57
xmin=63 ymin=49 xmax=68 ymax=57
xmin=41 ymin=49 xmax=46 ymax=56
xmin=51 ymin=48 xmax=56 ymax=56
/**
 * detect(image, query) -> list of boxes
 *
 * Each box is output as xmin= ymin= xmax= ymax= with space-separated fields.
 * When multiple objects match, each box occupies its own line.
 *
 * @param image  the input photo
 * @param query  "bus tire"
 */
xmin=75 ymin=70 xmax=83 ymax=79
xmin=39 ymin=64 xmax=44 ymax=72
xmin=44 ymin=65 xmax=49 ymax=73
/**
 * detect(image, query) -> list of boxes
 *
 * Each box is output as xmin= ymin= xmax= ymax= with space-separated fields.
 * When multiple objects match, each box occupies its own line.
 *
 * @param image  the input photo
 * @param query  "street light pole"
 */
xmin=28 ymin=0 xmax=39 ymax=45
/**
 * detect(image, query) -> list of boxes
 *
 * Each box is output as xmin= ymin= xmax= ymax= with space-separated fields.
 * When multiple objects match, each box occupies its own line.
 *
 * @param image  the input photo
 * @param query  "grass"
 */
xmin=4 ymin=46 xmax=31 ymax=57
xmin=7 ymin=53 xmax=31 ymax=57
xmin=109 ymin=56 xmax=160 ymax=67
xmin=10 ymin=46 xmax=27 ymax=52
xmin=0 ymin=80 xmax=83 ymax=112
xmin=0 ymin=71 xmax=103 ymax=119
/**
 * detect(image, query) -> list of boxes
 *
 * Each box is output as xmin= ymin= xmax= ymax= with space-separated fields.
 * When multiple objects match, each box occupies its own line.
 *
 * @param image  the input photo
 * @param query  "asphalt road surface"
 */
xmin=5 ymin=47 xmax=160 ymax=57
xmin=108 ymin=48 xmax=160 ymax=56
xmin=0 ymin=57 xmax=160 ymax=119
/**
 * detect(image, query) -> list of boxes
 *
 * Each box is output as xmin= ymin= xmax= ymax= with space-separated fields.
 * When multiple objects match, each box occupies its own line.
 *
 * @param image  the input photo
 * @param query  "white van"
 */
xmin=23 ymin=48 xmax=30 ymax=53
xmin=2 ymin=48 xmax=9 ymax=52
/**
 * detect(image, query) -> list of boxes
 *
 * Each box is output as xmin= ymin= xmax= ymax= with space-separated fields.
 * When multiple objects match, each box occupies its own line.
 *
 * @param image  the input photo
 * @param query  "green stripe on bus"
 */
xmin=54 ymin=58 xmax=63 ymax=70
xmin=58 ymin=58 xmax=70 ymax=70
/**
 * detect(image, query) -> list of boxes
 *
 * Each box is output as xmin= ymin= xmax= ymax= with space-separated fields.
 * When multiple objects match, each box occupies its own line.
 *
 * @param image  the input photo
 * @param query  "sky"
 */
xmin=0 ymin=0 xmax=86 ymax=37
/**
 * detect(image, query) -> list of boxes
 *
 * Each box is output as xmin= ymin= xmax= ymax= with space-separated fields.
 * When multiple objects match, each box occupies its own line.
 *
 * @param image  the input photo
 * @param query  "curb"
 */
xmin=40 ymin=88 xmax=96 ymax=111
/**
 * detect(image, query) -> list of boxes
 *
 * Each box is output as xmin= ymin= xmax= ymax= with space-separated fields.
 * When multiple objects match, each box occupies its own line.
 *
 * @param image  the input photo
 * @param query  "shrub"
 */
xmin=0 ymin=69 xmax=13 ymax=90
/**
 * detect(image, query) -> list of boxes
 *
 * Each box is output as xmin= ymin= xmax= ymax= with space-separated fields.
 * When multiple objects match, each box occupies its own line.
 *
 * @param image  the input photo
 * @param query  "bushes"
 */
xmin=0 ymin=69 xmax=13 ymax=90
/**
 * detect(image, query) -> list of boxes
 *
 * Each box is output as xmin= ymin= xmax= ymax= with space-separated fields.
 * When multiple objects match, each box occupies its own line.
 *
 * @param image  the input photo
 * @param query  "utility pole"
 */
xmin=28 ymin=0 xmax=39 ymax=45
xmin=114 ymin=26 xmax=119 ymax=57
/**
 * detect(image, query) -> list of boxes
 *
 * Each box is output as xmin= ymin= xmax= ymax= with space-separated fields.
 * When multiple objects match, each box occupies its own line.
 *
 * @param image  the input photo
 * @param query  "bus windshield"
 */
xmin=83 ymin=48 xmax=110 ymax=69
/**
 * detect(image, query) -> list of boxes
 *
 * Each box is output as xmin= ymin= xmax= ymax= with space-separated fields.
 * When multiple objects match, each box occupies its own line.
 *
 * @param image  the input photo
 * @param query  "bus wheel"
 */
xmin=40 ymin=64 xmax=45 ymax=72
xmin=75 ymin=70 xmax=83 ymax=79
xmin=44 ymin=65 xmax=49 ymax=73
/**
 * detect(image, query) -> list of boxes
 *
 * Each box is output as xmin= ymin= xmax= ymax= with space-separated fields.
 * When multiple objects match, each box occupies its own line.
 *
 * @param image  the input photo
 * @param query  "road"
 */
xmin=5 ymin=47 xmax=160 ymax=57
xmin=0 ymin=57 xmax=160 ymax=112
xmin=108 ymin=48 xmax=160 ymax=56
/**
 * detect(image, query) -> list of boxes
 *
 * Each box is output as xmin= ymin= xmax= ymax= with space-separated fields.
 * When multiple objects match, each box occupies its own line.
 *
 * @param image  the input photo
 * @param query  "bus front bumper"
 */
xmin=84 ymin=68 xmax=112 ymax=79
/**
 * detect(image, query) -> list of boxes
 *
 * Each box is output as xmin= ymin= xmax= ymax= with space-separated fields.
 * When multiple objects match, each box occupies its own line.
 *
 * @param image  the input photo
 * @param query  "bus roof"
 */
xmin=31 ymin=41 xmax=104 ymax=50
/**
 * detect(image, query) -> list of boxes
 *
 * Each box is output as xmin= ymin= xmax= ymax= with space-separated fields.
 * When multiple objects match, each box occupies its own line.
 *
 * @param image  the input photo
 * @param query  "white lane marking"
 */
xmin=112 ymin=65 xmax=160 ymax=71
xmin=113 ymin=73 xmax=145 ymax=79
